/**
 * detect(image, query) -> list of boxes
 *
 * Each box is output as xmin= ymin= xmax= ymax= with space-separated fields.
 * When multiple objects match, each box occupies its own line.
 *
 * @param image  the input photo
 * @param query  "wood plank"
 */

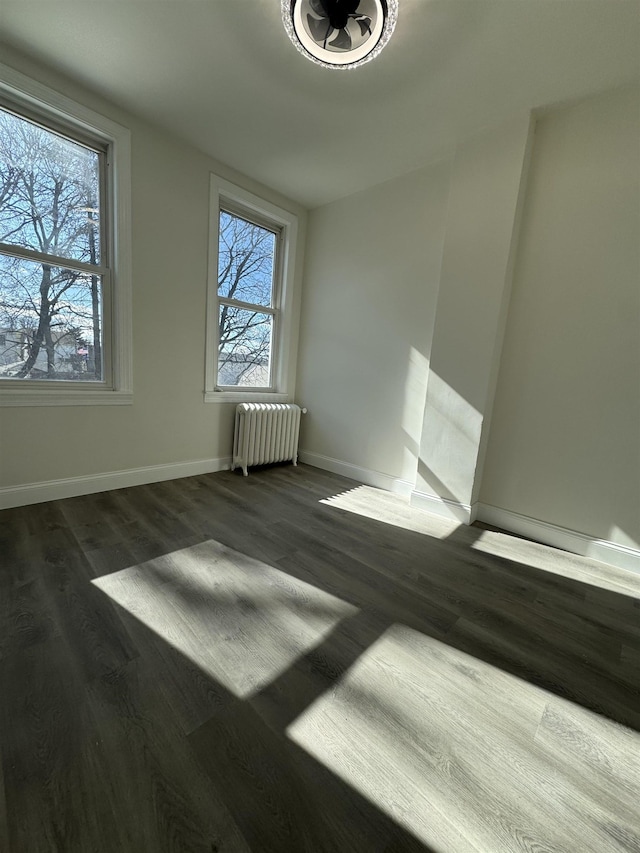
xmin=189 ymin=696 xmax=428 ymax=853
xmin=0 ymin=639 xmax=120 ymax=853
xmin=92 ymin=538 xmax=359 ymax=701
xmin=286 ymin=624 xmax=611 ymax=853
xmin=533 ymin=701 xmax=640 ymax=851
xmin=86 ymin=658 xmax=251 ymax=853
xmin=1 ymin=463 xmax=638 ymax=851
xmin=0 ymin=737 xmax=8 ymax=853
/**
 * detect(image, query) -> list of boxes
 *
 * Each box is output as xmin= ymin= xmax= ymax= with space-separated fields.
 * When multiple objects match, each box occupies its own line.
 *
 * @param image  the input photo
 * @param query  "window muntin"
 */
xmin=0 ymin=104 xmax=108 ymax=383
xmin=216 ymin=208 xmax=280 ymax=389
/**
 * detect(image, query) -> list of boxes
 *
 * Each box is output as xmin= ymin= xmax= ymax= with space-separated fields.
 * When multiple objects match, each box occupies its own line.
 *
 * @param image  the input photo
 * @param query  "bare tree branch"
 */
xmin=1 ymin=108 xmax=102 ymax=380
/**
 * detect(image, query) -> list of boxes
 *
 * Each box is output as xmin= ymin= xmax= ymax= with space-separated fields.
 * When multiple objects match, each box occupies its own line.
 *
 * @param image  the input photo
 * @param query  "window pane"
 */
xmin=218 ymin=210 xmax=275 ymax=307
xmin=217 ymin=304 xmax=272 ymax=387
xmin=0 ymin=107 xmax=101 ymax=264
xmin=0 ymin=253 xmax=103 ymax=381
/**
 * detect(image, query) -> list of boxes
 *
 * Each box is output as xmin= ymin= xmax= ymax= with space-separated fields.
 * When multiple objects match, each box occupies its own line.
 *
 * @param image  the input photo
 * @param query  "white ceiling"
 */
xmin=1 ymin=1 xmax=639 ymax=209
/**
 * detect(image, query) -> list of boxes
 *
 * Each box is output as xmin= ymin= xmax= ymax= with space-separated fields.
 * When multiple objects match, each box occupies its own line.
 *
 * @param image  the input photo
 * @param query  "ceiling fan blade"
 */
xmin=329 ymin=26 xmax=352 ymax=50
xmin=309 ymin=0 xmax=329 ymax=17
xmin=307 ymin=13 xmax=334 ymax=42
xmin=353 ymin=14 xmax=372 ymax=37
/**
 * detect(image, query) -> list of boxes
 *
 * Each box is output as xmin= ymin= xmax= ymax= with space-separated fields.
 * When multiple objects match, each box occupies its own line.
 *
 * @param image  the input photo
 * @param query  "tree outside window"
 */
xmin=0 ymin=106 xmax=105 ymax=382
xmin=216 ymin=209 xmax=279 ymax=389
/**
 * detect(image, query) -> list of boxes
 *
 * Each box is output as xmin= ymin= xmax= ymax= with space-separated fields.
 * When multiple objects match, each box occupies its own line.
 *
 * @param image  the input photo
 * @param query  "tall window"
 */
xmin=217 ymin=209 xmax=279 ymax=389
xmin=0 ymin=107 xmax=106 ymax=382
xmin=205 ymin=176 xmax=299 ymax=403
xmin=0 ymin=63 xmax=131 ymax=406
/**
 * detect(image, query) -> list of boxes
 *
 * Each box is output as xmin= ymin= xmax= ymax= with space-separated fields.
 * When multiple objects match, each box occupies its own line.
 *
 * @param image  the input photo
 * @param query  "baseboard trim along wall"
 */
xmin=301 ymin=453 xmax=639 ymax=574
xmin=410 ymin=489 xmax=478 ymax=525
xmin=477 ymin=503 xmax=640 ymax=575
xmin=0 ymin=456 xmax=232 ymax=510
xmin=298 ymin=450 xmax=414 ymax=497
xmin=3 ymin=450 xmax=638 ymax=575
xmin=410 ymin=491 xmax=639 ymax=574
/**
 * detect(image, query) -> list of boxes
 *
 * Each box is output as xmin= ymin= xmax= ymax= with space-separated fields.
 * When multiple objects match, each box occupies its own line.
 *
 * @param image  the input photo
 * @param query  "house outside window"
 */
xmin=205 ymin=176 xmax=299 ymax=403
xmin=0 ymin=63 xmax=131 ymax=407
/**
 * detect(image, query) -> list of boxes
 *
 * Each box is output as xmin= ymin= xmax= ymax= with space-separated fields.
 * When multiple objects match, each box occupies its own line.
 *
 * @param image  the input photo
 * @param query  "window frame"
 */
xmin=0 ymin=63 xmax=132 ymax=407
xmin=205 ymin=176 xmax=298 ymax=403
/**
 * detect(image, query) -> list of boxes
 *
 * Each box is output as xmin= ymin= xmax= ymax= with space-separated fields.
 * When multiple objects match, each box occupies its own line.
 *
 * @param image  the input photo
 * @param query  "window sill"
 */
xmin=0 ymin=388 xmax=133 ymax=407
xmin=204 ymin=391 xmax=290 ymax=404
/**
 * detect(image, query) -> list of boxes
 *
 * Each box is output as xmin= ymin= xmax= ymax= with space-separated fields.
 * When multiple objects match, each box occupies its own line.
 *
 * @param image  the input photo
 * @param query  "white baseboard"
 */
xmin=298 ymin=450 xmax=414 ymax=497
xmin=0 ymin=456 xmax=232 ymax=510
xmin=4 ymin=451 xmax=637 ymax=576
xmin=410 ymin=489 xmax=478 ymax=525
xmin=477 ymin=503 xmax=640 ymax=575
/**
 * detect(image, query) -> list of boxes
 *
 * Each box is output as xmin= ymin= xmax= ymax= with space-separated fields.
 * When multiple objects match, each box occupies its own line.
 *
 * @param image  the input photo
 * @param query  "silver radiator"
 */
xmin=232 ymin=403 xmax=302 ymax=476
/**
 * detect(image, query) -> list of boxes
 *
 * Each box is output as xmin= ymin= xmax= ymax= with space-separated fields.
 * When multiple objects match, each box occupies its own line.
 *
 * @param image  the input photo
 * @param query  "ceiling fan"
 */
xmin=282 ymin=0 xmax=398 ymax=69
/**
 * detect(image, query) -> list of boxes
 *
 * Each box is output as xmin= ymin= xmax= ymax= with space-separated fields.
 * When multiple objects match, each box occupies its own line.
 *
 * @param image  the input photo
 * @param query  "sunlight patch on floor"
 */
xmin=472 ymin=529 xmax=640 ymax=598
xmin=320 ymin=485 xmax=461 ymax=539
xmin=92 ymin=538 xmax=358 ymax=698
xmin=286 ymin=623 xmax=640 ymax=853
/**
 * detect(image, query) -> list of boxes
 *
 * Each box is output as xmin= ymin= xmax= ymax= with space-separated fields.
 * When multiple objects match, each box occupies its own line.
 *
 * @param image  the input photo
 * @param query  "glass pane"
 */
xmin=0 ymin=107 xmax=101 ymax=264
xmin=0 ymin=253 xmax=103 ymax=381
xmin=217 ymin=304 xmax=272 ymax=387
xmin=218 ymin=210 xmax=275 ymax=307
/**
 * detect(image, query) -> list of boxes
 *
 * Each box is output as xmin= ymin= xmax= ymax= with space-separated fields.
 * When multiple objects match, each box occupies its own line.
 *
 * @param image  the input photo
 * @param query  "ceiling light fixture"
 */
xmin=282 ymin=0 xmax=398 ymax=70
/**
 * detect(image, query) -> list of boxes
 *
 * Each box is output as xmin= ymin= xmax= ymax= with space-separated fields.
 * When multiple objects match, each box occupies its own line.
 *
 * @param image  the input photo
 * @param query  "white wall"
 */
xmin=414 ymin=114 xmax=532 ymax=519
xmin=296 ymin=84 xmax=639 ymax=569
xmin=480 ymin=86 xmax=640 ymax=551
xmin=0 ymin=47 xmax=306 ymax=496
xmin=296 ymin=159 xmax=452 ymax=492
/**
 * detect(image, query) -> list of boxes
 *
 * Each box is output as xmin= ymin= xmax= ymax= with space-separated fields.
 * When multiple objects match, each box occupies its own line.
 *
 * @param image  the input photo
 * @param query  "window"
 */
xmin=205 ymin=177 xmax=299 ymax=403
xmin=0 ymin=108 xmax=106 ymax=382
xmin=217 ymin=209 xmax=278 ymax=389
xmin=0 ymin=63 xmax=131 ymax=406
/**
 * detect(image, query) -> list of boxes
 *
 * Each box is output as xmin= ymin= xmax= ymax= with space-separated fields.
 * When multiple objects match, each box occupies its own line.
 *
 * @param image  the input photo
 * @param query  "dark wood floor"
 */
xmin=1 ymin=463 xmax=639 ymax=852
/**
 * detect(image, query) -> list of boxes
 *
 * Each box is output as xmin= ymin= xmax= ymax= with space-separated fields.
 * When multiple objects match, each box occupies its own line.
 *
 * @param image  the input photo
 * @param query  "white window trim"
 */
xmin=0 ymin=63 xmax=132 ymax=407
xmin=205 ymin=175 xmax=298 ymax=404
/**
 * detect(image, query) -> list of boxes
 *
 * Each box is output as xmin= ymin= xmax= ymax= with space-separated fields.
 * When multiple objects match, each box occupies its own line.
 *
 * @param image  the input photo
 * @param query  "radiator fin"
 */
xmin=232 ymin=403 xmax=302 ymax=476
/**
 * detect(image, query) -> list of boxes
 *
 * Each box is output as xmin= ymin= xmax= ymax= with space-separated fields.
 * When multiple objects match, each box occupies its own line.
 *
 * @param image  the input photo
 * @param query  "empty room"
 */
xmin=0 ymin=1 xmax=639 ymax=851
